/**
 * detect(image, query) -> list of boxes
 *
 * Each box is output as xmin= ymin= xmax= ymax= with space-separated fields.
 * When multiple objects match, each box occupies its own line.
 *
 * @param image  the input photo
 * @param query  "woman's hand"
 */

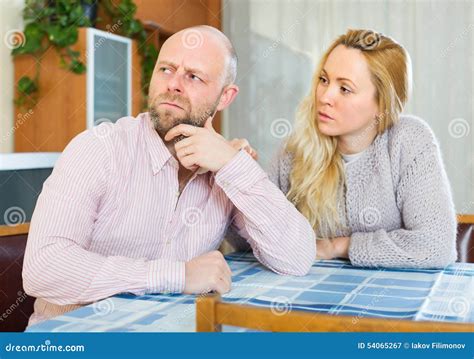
xmin=315 ymin=239 xmax=335 ymax=260
xmin=316 ymin=237 xmax=351 ymax=259
xmin=229 ymin=138 xmax=258 ymax=160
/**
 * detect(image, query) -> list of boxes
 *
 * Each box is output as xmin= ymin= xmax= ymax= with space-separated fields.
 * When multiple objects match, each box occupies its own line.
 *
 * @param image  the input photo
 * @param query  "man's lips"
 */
xmin=160 ymin=102 xmax=184 ymax=110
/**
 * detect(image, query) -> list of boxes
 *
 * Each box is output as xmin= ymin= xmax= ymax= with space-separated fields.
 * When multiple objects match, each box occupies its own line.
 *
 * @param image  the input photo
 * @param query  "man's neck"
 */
xmin=165 ymin=141 xmax=177 ymax=159
xmin=178 ymin=166 xmax=195 ymax=193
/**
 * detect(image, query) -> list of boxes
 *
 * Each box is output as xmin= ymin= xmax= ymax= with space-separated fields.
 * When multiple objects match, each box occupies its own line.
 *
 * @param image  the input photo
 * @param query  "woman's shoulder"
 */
xmin=387 ymin=114 xmax=439 ymax=160
xmin=388 ymin=114 xmax=437 ymax=143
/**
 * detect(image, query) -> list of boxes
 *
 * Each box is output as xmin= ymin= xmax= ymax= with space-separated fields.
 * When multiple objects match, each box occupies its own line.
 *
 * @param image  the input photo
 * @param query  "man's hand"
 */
xmin=183 ymin=251 xmax=232 ymax=294
xmin=316 ymin=237 xmax=350 ymax=260
xmin=165 ymin=118 xmax=239 ymax=172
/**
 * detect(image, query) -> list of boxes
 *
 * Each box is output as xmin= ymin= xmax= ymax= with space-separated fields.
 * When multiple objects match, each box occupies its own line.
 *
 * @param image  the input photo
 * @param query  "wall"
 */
xmin=0 ymin=0 xmax=24 ymax=153
xmin=223 ymin=0 xmax=474 ymax=213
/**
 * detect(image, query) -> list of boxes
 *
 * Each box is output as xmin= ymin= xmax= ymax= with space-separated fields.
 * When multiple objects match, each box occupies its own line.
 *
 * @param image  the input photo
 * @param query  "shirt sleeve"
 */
xmin=349 ymin=142 xmax=458 ymax=268
xmin=215 ymin=150 xmax=315 ymax=276
xmin=23 ymin=128 xmax=185 ymax=306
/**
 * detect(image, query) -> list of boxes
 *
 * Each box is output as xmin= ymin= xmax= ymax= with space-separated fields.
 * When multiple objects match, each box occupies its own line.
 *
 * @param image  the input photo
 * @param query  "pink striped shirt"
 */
xmin=23 ymin=113 xmax=315 ymax=325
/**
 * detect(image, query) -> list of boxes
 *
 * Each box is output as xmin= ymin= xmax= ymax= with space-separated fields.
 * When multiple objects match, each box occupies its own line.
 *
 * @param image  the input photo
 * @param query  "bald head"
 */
xmin=148 ymin=25 xmax=240 ymax=139
xmin=171 ymin=25 xmax=238 ymax=86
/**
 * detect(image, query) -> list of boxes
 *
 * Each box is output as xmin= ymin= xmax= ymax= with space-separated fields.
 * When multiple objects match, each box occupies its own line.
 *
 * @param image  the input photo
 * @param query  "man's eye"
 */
xmin=160 ymin=67 xmax=171 ymax=74
xmin=190 ymin=74 xmax=202 ymax=82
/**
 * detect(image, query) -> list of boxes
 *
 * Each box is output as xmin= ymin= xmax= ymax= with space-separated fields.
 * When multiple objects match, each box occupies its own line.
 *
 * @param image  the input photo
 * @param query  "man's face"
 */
xmin=148 ymin=30 xmax=228 ymax=139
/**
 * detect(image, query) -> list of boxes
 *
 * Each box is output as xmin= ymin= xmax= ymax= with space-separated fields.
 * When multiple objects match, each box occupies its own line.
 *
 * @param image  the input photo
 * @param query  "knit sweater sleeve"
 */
xmin=349 ymin=121 xmax=457 ymax=268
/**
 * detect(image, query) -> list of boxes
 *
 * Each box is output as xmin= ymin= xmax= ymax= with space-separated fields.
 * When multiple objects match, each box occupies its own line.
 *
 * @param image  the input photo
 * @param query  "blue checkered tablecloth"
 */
xmin=27 ymin=253 xmax=474 ymax=332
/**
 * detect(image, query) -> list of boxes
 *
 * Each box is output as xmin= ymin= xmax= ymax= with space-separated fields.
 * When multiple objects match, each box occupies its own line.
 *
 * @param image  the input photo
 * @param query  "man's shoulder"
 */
xmin=95 ymin=114 xmax=144 ymax=143
xmin=60 ymin=114 xmax=146 ymax=166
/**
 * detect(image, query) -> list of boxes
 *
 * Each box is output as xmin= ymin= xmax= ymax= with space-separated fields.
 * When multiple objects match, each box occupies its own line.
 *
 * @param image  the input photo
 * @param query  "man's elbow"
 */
xmin=22 ymin=258 xmax=75 ymax=305
xmin=291 ymin=244 xmax=315 ymax=276
xmin=269 ymin=237 xmax=315 ymax=276
xmin=269 ymin=255 xmax=313 ymax=276
xmin=22 ymin=261 xmax=45 ymax=299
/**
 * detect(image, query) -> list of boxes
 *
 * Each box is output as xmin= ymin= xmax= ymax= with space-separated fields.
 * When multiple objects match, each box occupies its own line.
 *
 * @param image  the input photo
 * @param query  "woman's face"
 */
xmin=316 ymin=45 xmax=380 ymax=145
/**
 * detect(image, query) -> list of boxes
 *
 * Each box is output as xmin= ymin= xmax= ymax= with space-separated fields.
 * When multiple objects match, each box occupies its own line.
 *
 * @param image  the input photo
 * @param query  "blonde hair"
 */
xmin=286 ymin=29 xmax=412 ymax=238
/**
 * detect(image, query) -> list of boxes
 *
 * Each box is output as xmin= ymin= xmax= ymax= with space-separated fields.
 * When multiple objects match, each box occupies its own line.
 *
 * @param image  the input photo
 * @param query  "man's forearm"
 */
xmin=215 ymin=150 xmax=315 ymax=276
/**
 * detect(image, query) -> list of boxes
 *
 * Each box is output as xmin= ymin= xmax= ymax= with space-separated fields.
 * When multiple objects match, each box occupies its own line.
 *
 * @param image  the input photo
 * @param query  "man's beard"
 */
xmin=149 ymin=93 xmax=220 ymax=143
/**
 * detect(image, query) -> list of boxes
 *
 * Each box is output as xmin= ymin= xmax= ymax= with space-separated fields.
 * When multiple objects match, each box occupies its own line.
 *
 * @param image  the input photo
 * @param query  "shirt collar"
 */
xmin=141 ymin=112 xmax=215 ymax=186
xmin=142 ymin=112 xmax=176 ymax=175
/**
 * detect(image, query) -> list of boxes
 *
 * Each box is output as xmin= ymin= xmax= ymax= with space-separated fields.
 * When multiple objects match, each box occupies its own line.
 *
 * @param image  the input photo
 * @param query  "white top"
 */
xmin=341 ymin=149 xmax=367 ymax=163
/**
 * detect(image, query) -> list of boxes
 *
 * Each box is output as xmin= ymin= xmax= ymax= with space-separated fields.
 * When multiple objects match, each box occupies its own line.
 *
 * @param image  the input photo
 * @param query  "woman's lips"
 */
xmin=318 ymin=111 xmax=334 ymax=122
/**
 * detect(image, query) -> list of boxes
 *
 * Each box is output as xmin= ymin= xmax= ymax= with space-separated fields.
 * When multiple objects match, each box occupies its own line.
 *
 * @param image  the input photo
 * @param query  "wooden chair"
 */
xmin=196 ymin=294 xmax=474 ymax=332
xmin=457 ymin=214 xmax=474 ymax=263
xmin=0 ymin=223 xmax=35 ymax=332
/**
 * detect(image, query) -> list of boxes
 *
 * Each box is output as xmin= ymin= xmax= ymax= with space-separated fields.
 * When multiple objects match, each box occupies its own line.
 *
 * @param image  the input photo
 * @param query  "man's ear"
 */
xmin=216 ymin=84 xmax=239 ymax=112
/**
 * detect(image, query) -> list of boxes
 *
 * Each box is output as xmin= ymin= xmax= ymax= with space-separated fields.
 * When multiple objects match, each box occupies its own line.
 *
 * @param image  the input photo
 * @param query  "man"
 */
xmin=23 ymin=26 xmax=315 ymax=325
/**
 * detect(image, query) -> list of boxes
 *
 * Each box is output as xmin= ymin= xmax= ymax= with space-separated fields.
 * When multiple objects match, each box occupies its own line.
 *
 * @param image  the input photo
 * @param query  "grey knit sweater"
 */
xmin=228 ymin=115 xmax=458 ymax=268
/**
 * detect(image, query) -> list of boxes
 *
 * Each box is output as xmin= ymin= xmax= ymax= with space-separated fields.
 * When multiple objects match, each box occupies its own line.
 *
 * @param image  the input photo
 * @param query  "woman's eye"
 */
xmin=319 ymin=76 xmax=328 ymax=84
xmin=341 ymin=86 xmax=352 ymax=94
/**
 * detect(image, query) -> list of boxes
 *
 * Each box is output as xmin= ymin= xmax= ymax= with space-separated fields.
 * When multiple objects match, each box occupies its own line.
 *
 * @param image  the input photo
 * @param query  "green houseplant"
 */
xmin=12 ymin=0 xmax=158 ymax=109
xmin=101 ymin=0 xmax=159 ymax=108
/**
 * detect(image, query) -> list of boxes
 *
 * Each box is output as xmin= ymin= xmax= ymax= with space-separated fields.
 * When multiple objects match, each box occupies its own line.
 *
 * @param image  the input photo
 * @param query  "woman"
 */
xmin=268 ymin=29 xmax=457 ymax=268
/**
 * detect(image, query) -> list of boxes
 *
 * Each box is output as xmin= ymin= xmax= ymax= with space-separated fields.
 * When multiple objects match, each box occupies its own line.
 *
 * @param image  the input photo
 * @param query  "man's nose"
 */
xmin=167 ymin=73 xmax=184 ymax=93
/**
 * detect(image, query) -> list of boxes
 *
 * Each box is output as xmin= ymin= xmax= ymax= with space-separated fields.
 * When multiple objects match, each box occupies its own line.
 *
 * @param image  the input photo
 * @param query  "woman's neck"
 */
xmin=337 ymin=127 xmax=378 ymax=155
